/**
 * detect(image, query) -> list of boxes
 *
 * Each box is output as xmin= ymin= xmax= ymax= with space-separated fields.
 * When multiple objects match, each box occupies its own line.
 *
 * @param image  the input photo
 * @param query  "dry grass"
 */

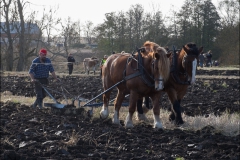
xmin=91 ymin=104 xmax=239 ymax=137
xmin=1 ymin=95 xmax=239 ymax=137
xmin=64 ymin=130 xmax=80 ymax=146
xmin=197 ymin=65 xmax=239 ymax=70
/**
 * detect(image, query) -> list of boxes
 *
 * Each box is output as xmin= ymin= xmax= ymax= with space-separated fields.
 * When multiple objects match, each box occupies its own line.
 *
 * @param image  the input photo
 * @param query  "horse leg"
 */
xmin=125 ymin=91 xmax=138 ymax=128
xmin=84 ymin=63 xmax=86 ymax=74
xmin=93 ymin=66 xmax=95 ymax=75
xmin=100 ymin=90 xmax=111 ymax=119
xmin=166 ymin=89 xmax=184 ymax=125
xmin=142 ymin=96 xmax=151 ymax=113
xmin=136 ymin=97 xmax=149 ymax=121
xmin=112 ymin=89 xmax=125 ymax=125
xmin=151 ymin=93 xmax=163 ymax=129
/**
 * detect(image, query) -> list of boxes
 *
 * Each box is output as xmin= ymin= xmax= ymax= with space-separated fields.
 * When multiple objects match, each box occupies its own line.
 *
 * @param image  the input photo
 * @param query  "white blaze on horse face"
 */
xmin=191 ymin=58 xmax=197 ymax=84
xmin=155 ymin=75 xmax=164 ymax=91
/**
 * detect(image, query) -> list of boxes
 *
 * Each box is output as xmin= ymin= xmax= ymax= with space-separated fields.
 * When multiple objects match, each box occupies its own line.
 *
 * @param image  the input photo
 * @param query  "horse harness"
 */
xmin=122 ymin=48 xmax=158 ymax=87
xmin=170 ymin=46 xmax=196 ymax=85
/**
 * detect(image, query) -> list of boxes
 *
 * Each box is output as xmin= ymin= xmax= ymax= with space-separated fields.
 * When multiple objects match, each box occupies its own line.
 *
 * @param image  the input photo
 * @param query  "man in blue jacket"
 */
xmin=29 ymin=48 xmax=59 ymax=109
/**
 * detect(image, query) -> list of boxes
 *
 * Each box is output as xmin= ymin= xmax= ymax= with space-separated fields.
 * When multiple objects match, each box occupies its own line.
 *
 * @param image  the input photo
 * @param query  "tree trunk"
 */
xmin=16 ymin=0 xmax=25 ymax=71
xmin=3 ymin=0 xmax=14 ymax=71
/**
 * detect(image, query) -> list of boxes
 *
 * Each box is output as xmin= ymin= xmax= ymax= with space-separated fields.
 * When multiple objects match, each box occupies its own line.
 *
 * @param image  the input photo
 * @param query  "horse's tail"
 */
xmin=157 ymin=47 xmax=170 ymax=82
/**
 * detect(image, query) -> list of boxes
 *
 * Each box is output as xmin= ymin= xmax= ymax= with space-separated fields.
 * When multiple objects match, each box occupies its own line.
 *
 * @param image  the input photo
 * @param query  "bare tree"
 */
xmin=83 ymin=21 xmax=95 ymax=45
xmin=218 ymin=0 xmax=239 ymax=27
xmin=16 ymin=0 xmax=26 ymax=71
xmin=1 ymin=0 xmax=16 ymax=71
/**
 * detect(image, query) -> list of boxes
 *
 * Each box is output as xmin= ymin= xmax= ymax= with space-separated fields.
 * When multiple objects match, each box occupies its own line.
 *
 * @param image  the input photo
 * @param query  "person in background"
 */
xmin=206 ymin=50 xmax=212 ymax=67
xmin=67 ymin=53 xmax=75 ymax=75
xmin=100 ymin=55 xmax=108 ymax=77
xmin=198 ymin=52 xmax=205 ymax=68
xmin=29 ymin=48 xmax=60 ymax=109
xmin=214 ymin=60 xmax=219 ymax=66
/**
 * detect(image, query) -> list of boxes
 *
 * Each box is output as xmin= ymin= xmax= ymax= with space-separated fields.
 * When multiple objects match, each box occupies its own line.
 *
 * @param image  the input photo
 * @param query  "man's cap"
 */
xmin=39 ymin=48 xmax=47 ymax=55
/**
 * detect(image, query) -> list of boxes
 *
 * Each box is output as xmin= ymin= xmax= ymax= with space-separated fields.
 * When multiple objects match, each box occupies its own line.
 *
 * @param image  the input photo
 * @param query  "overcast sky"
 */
xmin=26 ymin=0 xmax=220 ymax=25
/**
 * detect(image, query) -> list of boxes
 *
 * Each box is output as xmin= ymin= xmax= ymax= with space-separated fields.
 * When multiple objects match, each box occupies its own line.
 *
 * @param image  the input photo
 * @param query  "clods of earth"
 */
xmin=0 ymin=69 xmax=239 ymax=159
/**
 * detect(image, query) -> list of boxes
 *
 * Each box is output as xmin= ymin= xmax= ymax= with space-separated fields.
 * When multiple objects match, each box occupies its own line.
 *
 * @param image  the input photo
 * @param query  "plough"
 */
xmin=42 ymin=48 xmax=145 ymax=115
xmin=40 ymin=80 xmax=130 ymax=115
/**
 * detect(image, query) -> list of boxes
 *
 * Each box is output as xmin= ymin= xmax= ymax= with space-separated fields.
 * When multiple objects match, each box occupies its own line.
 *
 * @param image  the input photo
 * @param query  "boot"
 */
xmin=31 ymin=99 xmax=38 ymax=108
xmin=38 ymin=98 xmax=43 ymax=109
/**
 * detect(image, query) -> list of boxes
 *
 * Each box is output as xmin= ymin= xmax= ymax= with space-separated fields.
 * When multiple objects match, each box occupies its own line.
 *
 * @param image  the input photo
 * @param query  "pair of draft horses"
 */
xmin=100 ymin=41 xmax=203 ymax=129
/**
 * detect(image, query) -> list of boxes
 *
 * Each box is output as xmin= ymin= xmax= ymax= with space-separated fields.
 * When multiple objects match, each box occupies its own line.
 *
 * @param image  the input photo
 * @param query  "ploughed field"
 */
xmin=0 ymin=69 xmax=239 ymax=159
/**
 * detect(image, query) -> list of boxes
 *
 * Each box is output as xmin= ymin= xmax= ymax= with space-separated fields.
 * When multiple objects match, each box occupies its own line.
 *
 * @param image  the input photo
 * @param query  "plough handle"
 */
xmin=42 ymin=86 xmax=58 ymax=104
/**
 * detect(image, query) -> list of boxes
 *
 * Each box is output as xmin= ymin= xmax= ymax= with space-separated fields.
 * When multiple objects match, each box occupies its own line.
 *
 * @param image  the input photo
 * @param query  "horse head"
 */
xmin=150 ymin=47 xmax=171 ymax=91
xmin=181 ymin=42 xmax=203 ymax=84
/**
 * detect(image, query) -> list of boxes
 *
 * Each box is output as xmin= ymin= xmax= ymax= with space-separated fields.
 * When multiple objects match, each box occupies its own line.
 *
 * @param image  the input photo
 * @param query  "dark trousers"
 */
xmin=68 ymin=65 xmax=73 ymax=75
xmin=33 ymin=78 xmax=48 ymax=107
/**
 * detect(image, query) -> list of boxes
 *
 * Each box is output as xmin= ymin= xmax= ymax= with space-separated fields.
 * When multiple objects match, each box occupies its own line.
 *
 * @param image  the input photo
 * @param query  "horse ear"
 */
xmin=183 ymin=45 xmax=188 ymax=53
xmin=166 ymin=52 xmax=171 ymax=58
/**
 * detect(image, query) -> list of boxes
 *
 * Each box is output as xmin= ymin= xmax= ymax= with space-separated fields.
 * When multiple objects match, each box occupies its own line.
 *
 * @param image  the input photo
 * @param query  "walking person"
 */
xmin=29 ymin=48 xmax=60 ymax=109
xmin=198 ymin=52 xmax=204 ymax=68
xmin=100 ymin=55 xmax=108 ymax=77
xmin=206 ymin=50 xmax=212 ymax=67
xmin=67 ymin=53 xmax=75 ymax=75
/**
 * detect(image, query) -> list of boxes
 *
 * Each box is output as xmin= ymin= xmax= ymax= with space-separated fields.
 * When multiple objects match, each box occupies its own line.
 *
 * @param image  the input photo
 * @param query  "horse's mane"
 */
xmin=142 ymin=41 xmax=170 ymax=81
xmin=143 ymin=41 xmax=161 ymax=52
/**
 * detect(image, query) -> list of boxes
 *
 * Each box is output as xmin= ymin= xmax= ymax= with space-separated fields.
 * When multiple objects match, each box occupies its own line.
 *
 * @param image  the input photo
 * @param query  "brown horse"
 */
xmin=100 ymin=44 xmax=170 ymax=128
xmin=83 ymin=57 xmax=99 ymax=75
xmin=138 ymin=42 xmax=203 ymax=125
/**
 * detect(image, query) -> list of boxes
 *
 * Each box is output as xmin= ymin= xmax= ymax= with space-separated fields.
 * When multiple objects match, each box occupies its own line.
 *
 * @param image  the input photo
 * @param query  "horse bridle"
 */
xmin=170 ymin=46 xmax=197 ymax=85
xmin=151 ymin=59 xmax=164 ymax=82
xmin=123 ymin=48 xmax=163 ymax=87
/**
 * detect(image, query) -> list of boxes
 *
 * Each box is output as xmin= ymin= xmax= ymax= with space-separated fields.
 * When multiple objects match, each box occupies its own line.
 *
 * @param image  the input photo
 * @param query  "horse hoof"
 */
xmin=125 ymin=121 xmax=134 ymax=128
xmin=153 ymin=122 xmax=163 ymax=129
xmin=112 ymin=118 xmax=120 ymax=125
xmin=125 ymin=124 xmax=134 ymax=128
xmin=100 ymin=110 xmax=109 ymax=119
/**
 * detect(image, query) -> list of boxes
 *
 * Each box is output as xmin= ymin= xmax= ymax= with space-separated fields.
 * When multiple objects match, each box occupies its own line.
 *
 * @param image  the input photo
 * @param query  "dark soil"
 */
xmin=0 ymin=69 xmax=239 ymax=160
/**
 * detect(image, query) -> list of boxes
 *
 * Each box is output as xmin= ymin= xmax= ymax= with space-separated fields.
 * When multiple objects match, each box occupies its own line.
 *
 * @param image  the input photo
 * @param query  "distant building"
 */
xmin=80 ymin=37 xmax=98 ymax=49
xmin=0 ymin=21 xmax=41 ymax=44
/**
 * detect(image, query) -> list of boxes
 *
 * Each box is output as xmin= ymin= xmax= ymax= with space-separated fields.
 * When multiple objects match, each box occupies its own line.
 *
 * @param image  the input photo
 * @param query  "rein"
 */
xmin=170 ymin=46 xmax=191 ymax=85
